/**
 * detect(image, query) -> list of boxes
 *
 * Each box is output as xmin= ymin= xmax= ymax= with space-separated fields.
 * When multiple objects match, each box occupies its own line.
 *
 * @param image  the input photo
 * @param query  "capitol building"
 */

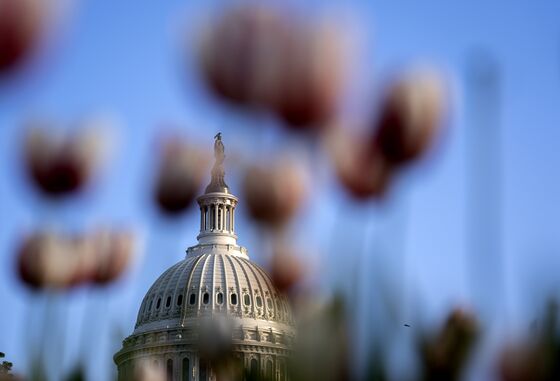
xmin=114 ymin=136 xmax=296 ymax=381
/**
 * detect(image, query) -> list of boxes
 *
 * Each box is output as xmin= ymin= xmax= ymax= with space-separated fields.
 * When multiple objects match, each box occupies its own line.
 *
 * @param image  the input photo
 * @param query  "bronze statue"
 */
xmin=206 ymin=132 xmax=228 ymax=193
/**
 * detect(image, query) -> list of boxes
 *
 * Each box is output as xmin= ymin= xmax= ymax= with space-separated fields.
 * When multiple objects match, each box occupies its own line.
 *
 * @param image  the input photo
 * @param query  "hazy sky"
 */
xmin=1 ymin=1 xmax=560 ymax=380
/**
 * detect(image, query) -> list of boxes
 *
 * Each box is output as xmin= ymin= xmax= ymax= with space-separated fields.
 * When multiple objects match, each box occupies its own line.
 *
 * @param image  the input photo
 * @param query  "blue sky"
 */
xmin=1 ymin=0 xmax=560 ymax=379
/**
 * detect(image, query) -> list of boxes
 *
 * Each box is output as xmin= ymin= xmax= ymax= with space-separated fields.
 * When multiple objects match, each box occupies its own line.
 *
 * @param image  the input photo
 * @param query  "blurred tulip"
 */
xmin=17 ymin=229 xmax=136 ymax=289
xmin=269 ymin=244 xmax=306 ymax=293
xmin=198 ymin=4 xmax=288 ymax=107
xmin=419 ymin=308 xmax=479 ymax=381
xmin=373 ymin=69 xmax=447 ymax=166
xmin=91 ymin=229 xmax=136 ymax=285
xmin=325 ymin=127 xmax=392 ymax=199
xmin=242 ymin=159 xmax=307 ymax=227
xmin=154 ymin=137 xmax=208 ymax=215
xmin=0 ymin=0 xmax=46 ymax=74
xmin=198 ymin=4 xmax=349 ymax=130
xmin=24 ymin=122 xmax=109 ymax=197
xmin=18 ymin=231 xmax=77 ymax=289
xmin=273 ymin=18 xmax=348 ymax=129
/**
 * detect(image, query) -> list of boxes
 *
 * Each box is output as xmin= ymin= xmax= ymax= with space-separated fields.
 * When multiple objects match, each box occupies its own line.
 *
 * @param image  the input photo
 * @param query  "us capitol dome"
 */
xmin=114 ymin=135 xmax=295 ymax=381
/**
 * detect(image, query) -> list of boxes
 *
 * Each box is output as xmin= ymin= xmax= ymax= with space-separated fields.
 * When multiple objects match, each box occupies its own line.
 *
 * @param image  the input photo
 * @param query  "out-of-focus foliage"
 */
xmin=497 ymin=301 xmax=560 ymax=381
xmin=418 ymin=309 xmax=480 ymax=381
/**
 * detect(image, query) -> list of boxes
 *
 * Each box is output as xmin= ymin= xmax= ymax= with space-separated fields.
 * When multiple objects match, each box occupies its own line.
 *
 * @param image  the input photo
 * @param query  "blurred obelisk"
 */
xmin=465 ymin=50 xmax=504 ymax=322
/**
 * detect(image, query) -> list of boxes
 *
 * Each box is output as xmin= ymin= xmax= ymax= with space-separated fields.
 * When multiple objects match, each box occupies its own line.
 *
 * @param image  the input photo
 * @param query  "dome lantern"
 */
xmin=196 ymin=133 xmax=240 ymax=248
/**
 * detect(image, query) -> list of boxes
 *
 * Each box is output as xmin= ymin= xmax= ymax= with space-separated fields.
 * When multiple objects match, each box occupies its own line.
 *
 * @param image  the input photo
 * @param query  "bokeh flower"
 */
xmin=242 ymin=159 xmax=307 ymax=227
xmin=197 ymin=4 xmax=349 ymax=131
xmin=153 ymin=137 xmax=208 ymax=216
xmin=0 ymin=0 xmax=46 ymax=74
xmin=23 ymin=120 xmax=109 ymax=198
xmin=372 ymin=69 xmax=447 ymax=166
xmin=17 ymin=228 xmax=136 ymax=290
xmin=272 ymin=18 xmax=349 ymax=129
xmin=198 ymin=4 xmax=288 ymax=108
xmin=325 ymin=127 xmax=393 ymax=199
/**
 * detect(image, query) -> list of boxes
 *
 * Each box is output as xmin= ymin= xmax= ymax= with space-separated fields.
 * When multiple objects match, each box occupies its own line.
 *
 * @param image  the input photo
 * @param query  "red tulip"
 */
xmin=269 ymin=245 xmax=306 ymax=293
xmin=197 ymin=5 xmax=349 ymax=130
xmin=242 ymin=160 xmax=307 ymax=227
xmin=325 ymin=127 xmax=393 ymax=199
xmin=373 ymin=69 xmax=447 ymax=166
xmin=24 ymin=122 xmax=108 ymax=197
xmin=154 ymin=137 xmax=208 ymax=215
xmin=198 ymin=4 xmax=288 ymax=107
xmin=17 ymin=229 xmax=136 ymax=290
xmin=273 ymin=19 xmax=349 ymax=129
xmin=17 ymin=231 xmax=79 ymax=289
xmin=0 ymin=0 xmax=45 ymax=74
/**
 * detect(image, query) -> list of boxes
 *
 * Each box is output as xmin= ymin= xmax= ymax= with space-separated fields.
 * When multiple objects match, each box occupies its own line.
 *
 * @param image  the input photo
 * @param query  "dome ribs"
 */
xmin=253 ymin=262 xmax=278 ymax=319
xmin=242 ymin=257 xmax=267 ymax=319
xmin=224 ymin=254 xmax=242 ymax=317
xmin=182 ymin=253 xmax=207 ymax=325
xmin=232 ymin=255 xmax=256 ymax=319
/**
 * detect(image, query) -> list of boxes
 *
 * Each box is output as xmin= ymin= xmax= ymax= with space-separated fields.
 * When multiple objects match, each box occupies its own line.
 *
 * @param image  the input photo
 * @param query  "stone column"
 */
xmin=214 ymin=204 xmax=218 ymax=231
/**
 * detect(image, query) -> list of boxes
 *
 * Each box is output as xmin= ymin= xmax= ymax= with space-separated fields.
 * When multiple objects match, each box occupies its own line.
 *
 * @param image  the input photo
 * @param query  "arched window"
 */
xmin=203 ymin=292 xmax=209 ymax=305
xmin=189 ymin=293 xmax=196 ymax=305
xmin=279 ymin=362 xmax=286 ymax=381
xmin=256 ymin=296 xmax=263 ymax=308
xmin=166 ymin=296 xmax=171 ymax=308
xmin=250 ymin=358 xmax=259 ymax=379
xmin=244 ymin=294 xmax=251 ymax=306
xmin=266 ymin=359 xmax=273 ymax=380
xmin=148 ymin=299 xmax=153 ymax=311
xmin=218 ymin=208 xmax=222 ymax=230
xmin=182 ymin=358 xmax=190 ymax=381
xmin=166 ymin=359 xmax=173 ymax=381
xmin=156 ymin=298 xmax=161 ymax=310
xmin=216 ymin=292 xmax=223 ymax=305
xmin=230 ymin=293 xmax=237 ymax=305
xmin=266 ymin=298 xmax=273 ymax=309
xmin=177 ymin=294 xmax=183 ymax=306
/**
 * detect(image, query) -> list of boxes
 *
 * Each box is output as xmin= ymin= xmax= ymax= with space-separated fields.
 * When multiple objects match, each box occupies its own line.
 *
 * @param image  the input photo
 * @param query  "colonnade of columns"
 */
xmin=200 ymin=203 xmax=235 ymax=234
